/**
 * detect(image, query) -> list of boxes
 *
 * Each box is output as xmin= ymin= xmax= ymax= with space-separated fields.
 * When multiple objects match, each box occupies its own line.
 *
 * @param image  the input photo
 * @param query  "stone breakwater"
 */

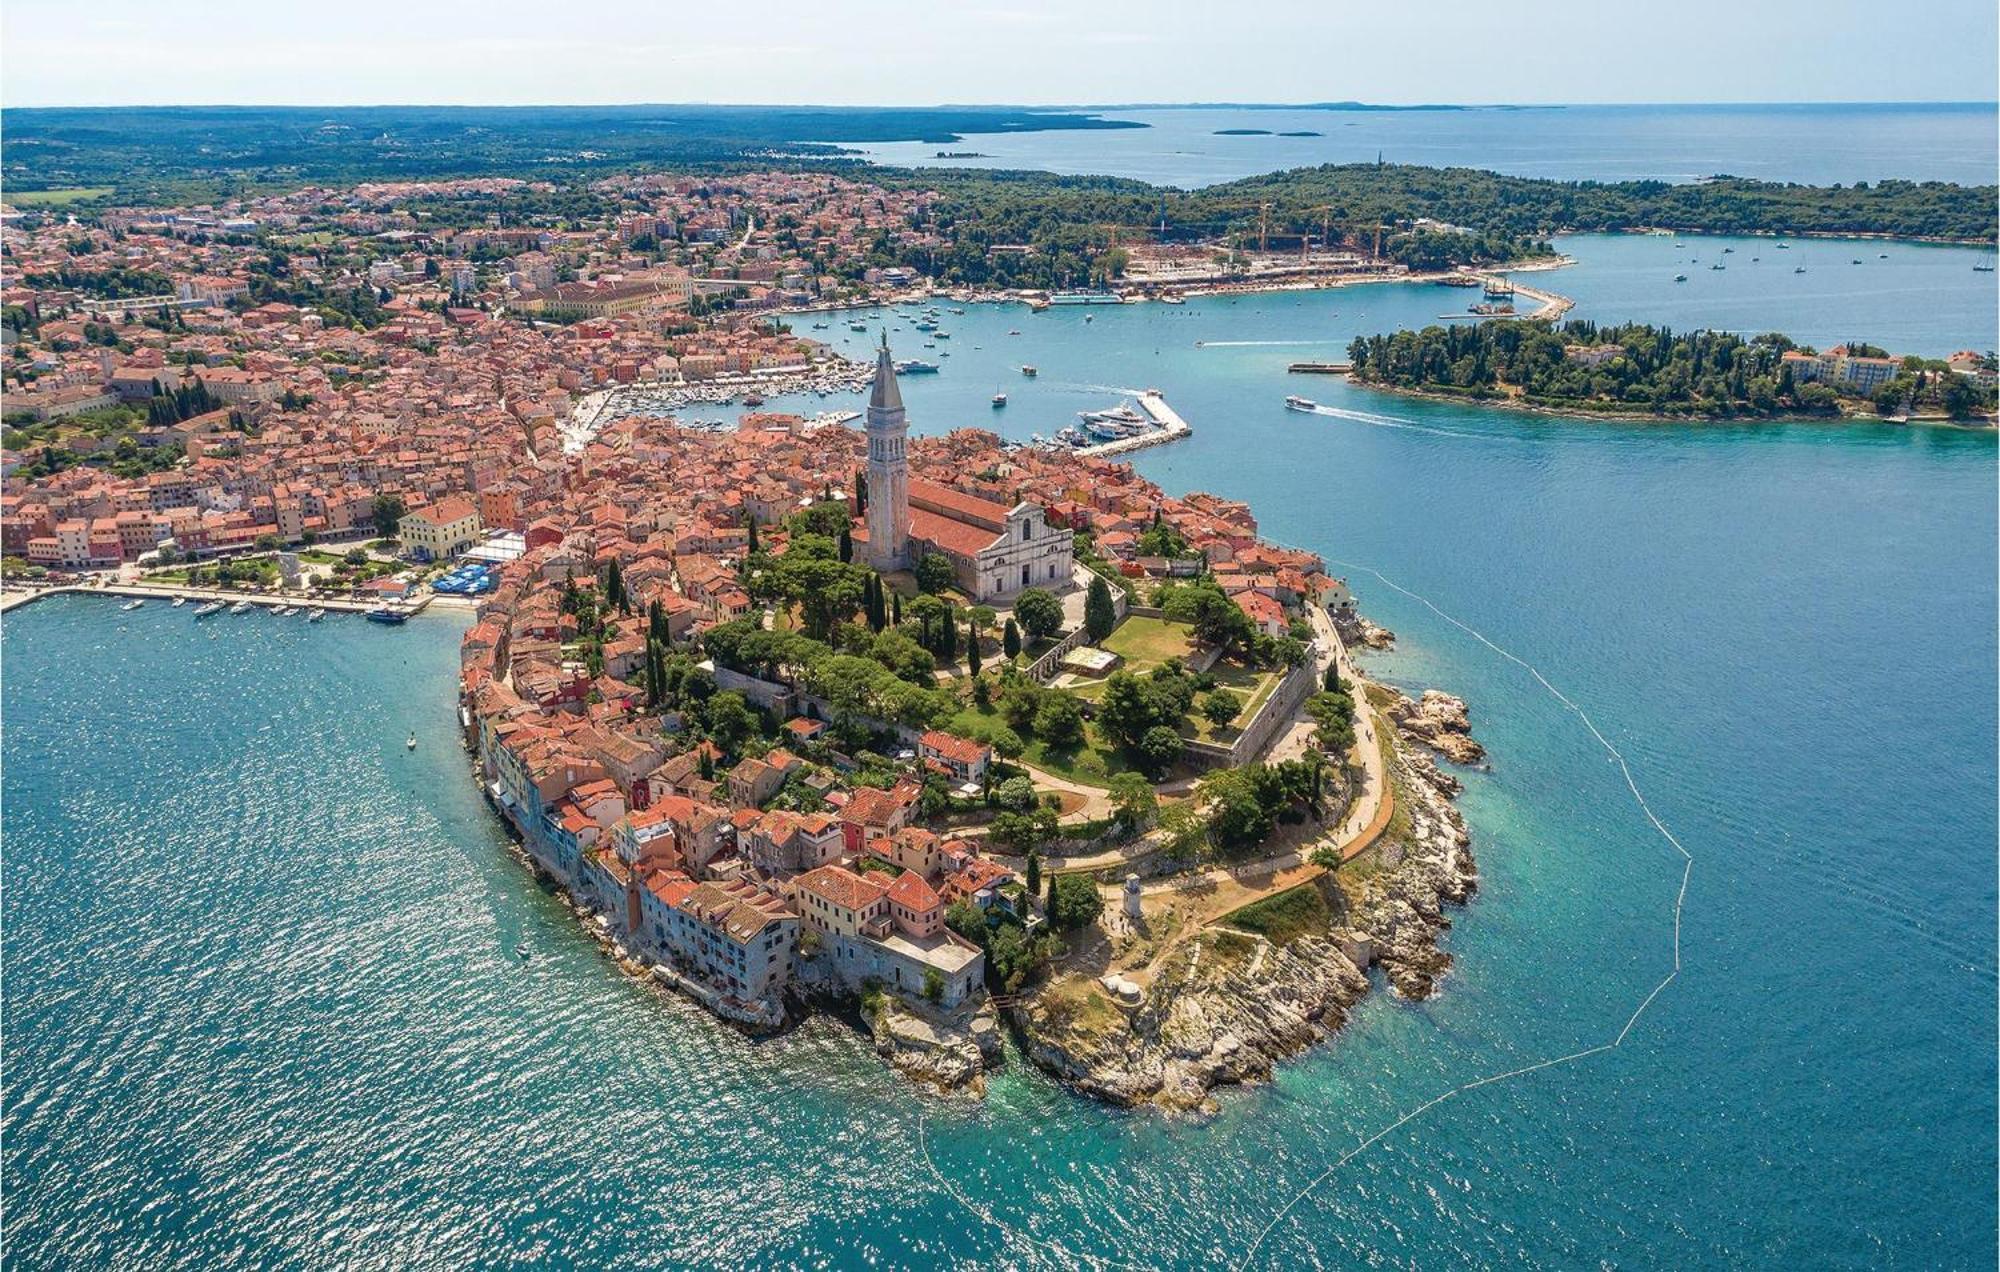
xmin=1011 ymin=710 xmax=1479 ymax=1113
xmin=1384 ymin=688 xmax=1486 ymax=766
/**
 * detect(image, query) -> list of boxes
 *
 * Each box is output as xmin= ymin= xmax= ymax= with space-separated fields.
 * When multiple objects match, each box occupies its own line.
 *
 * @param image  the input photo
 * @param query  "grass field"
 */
xmin=943 ymin=701 xmax=1135 ymax=788
xmin=9 ymin=187 xmax=115 ymax=206
xmin=1099 ymin=615 xmax=1195 ymax=670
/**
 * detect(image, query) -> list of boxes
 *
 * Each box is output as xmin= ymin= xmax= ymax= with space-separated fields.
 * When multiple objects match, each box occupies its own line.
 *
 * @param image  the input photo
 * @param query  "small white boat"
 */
xmin=991 ymin=393 xmax=1008 ymax=407
xmin=228 ymin=600 xmax=253 ymax=614
xmin=307 ymin=608 xmax=327 ymax=622
xmin=121 ymin=598 xmax=145 ymax=611
xmin=1284 ymin=395 xmax=1318 ymax=412
xmin=193 ymin=601 xmax=225 ymax=619
xmin=172 ymin=596 xmax=188 ymax=608
xmin=406 ymin=733 xmax=417 ymax=750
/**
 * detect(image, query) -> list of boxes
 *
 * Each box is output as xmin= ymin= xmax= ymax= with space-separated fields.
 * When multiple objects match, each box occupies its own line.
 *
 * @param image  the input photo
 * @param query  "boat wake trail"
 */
xmin=1232 ymin=559 xmax=1694 ymax=1270
xmin=1307 ymin=403 xmax=1505 ymax=442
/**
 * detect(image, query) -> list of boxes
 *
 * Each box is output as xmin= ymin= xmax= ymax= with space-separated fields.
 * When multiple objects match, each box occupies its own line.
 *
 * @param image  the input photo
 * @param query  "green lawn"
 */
xmin=10 ymin=187 xmax=115 ymax=206
xmin=943 ymin=701 xmax=1135 ymax=788
xmin=1100 ymin=615 xmax=1196 ymax=671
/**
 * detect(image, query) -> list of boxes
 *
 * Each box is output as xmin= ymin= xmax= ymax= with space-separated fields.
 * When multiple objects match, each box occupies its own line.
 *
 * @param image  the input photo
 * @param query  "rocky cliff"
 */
xmin=1013 ymin=709 xmax=1477 ymax=1112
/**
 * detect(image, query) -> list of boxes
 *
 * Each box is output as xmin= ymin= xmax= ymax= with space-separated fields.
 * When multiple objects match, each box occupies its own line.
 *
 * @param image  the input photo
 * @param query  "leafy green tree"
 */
xmin=704 ymin=690 xmax=759 ymax=757
xmin=1047 ymin=873 xmax=1103 ymax=930
xmin=1201 ymin=689 xmax=1239 ymax=730
xmin=1012 ymin=587 xmax=1063 ymax=642
xmin=371 ymin=493 xmax=406 ymax=539
xmin=1108 ymin=772 xmax=1157 ymax=831
xmin=1137 ymin=725 xmax=1182 ymax=778
xmin=1034 ymin=693 xmax=1086 ymax=751
xmin=915 ymin=552 xmax=955 ymax=594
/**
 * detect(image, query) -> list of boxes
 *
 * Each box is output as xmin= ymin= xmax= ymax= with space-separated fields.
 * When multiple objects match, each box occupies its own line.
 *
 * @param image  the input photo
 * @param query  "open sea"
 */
xmin=834 ymin=102 xmax=1999 ymax=188
xmin=5 ymin=240 xmax=1997 ymax=1264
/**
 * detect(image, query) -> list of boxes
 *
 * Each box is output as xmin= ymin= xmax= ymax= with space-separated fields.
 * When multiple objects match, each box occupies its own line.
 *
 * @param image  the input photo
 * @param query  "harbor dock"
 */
xmin=0 ymin=580 xmax=439 ymax=618
xmin=1075 ymin=392 xmax=1192 ymax=458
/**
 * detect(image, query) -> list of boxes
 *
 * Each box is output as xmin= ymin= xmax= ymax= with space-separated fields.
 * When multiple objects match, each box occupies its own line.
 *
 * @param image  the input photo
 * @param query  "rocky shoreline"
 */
xmin=1004 ymin=696 xmax=1479 ymax=1113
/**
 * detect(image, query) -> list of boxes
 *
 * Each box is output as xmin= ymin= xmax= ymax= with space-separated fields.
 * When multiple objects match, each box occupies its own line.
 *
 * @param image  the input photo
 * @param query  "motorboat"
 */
xmin=307 ymin=608 xmax=327 ymax=622
xmin=366 ymin=607 xmax=409 ymax=625
xmin=228 ymin=600 xmax=253 ymax=614
xmin=1020 ymin=365 xmax=1037 ymax=377
xmin=193 ymin=601 xmax=225 ymax=618
xmin=172 ymin=596 xmax=188 ymax=608
xmin=121 ymin=598 xmax=145 ymax=611
xmin=991 ymin=393 xmax=1007 ymax=407
xmin=406 ymin=732 xmax=417 ymax=750
xmin=1284 ymin=395 xmax=1318 ymax=412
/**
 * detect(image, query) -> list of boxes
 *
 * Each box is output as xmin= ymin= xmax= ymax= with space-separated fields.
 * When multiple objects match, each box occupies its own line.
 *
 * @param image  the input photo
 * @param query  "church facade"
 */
xmin=858 ymin=340 xmax=1073 ymax=605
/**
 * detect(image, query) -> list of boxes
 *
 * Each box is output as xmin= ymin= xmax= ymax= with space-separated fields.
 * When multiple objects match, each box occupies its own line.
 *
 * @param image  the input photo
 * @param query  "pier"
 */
xmin=1074 ymin=392 xmax=1192 ymax=458
xmin=0 ymin=580 xmax=441 ymax=618
xmin=1288 ymin=361 xmax=1354 ymax=374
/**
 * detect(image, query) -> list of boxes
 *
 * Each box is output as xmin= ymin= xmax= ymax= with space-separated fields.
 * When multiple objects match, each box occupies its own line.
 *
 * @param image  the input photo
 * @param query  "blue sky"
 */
xmin=4 ymin=0 xmax=1995 ymax=108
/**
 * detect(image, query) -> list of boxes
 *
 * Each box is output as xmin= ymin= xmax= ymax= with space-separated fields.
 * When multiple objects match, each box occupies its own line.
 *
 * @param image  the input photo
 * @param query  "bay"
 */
xmin=4 ymin=246 xmax=1996 ymax=1266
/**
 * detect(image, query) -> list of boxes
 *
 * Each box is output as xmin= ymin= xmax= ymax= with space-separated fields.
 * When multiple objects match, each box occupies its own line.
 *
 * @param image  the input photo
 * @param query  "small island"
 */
xmin=1214 ymin=128 xmax=1274 ymax=135
xmin=1345 ymin=319 xmax=1998 ymax=422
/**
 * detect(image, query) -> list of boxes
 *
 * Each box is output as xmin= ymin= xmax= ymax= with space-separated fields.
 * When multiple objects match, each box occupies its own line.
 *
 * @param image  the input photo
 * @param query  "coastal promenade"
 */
xmin=0 ymin=579 xmax=443 ymax=617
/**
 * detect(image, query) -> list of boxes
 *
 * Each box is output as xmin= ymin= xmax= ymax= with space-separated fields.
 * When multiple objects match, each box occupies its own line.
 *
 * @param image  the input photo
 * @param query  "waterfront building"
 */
xmin=400 ymin=497 xmax=483 ymax=562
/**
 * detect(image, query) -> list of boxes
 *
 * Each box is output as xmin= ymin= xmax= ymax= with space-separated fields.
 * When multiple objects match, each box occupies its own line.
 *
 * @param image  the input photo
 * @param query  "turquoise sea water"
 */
xmin=835 ymin=103 xmax=2000 ymax=187
xmin=6 ymin=254 xmax=1997 ymax=1266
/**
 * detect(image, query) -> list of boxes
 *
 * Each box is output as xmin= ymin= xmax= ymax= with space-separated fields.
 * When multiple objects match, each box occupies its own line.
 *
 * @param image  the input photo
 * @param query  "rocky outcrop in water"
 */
xmin=1334 ymin=608 xmax=1396 ymax=650
xmin=870 ymin=999 xmax=1002 ymax=1097
xmin=1015 ymin=928 xmax=1370 ymax=1112
xmin=1385 ymin=688 xmax=1485 ymax=765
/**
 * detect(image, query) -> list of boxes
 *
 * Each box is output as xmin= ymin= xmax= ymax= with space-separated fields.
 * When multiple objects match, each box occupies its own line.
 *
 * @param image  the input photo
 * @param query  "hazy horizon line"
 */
xmin=4 ymin=98 xmax=1995 ymax=112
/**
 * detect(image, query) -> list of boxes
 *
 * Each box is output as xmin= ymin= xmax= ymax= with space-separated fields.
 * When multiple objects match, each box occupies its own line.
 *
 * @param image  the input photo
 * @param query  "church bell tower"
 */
xmin=863 ymin=335 xmax=911 ymax=571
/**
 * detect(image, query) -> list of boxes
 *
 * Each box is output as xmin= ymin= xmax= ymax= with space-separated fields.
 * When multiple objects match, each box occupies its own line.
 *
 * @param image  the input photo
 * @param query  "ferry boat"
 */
xmin=228 ymin=600 xmax=253 ymax=614
xmin=893 ymin=360 xmax=939 ymax=375
xmin=193 ymin=601 xmax=225 ymax=618
xmin=121 ymin=598 xmax=145 ymax=611
xmin=365 ymin=607 xmax=409 ymax=625
xmin=991 ymin=393 xmax=1007 ymax=407
xmin=1048 ymin=289 xmax=1124 ymax=305
xmin=1284 ymin=395 xmax=1318 ymax=412
xmin=1020 ymin=365 xmax=1037 ymax=377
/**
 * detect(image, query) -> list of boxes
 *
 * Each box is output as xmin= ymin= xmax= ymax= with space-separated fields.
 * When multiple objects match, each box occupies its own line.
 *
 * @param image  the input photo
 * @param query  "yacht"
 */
xmin=1284 ymin=395 xmax=1318 ymax=412
xmin=121 ymin=598 xmax=145 ymax=611
xmin=991 ymin=393 xmax=1008 ymax=408
xmin=193 ymin=601 xmax=225 ymax=618
xmin=228 ymin=600 xmax=253 ymax=614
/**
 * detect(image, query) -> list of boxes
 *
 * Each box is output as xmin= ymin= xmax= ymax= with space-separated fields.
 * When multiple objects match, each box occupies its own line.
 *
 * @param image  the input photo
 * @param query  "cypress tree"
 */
xmin=1025 ymin=850 xmax=1041 ymax=898
xmin=1003 ymin=618 xmax=1021 ymax=660
xmin=838 ymin=526 xmax=853 ymax=563
xmin=942 ymin=608 xmax=958 ymax=660
xmin=966 ymin=617 xmax=981 ymax=676
xmin=746 ymin=516 xmax=758 ymax=554
xmin=891 ymin=591 xmax=902 ymax=627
